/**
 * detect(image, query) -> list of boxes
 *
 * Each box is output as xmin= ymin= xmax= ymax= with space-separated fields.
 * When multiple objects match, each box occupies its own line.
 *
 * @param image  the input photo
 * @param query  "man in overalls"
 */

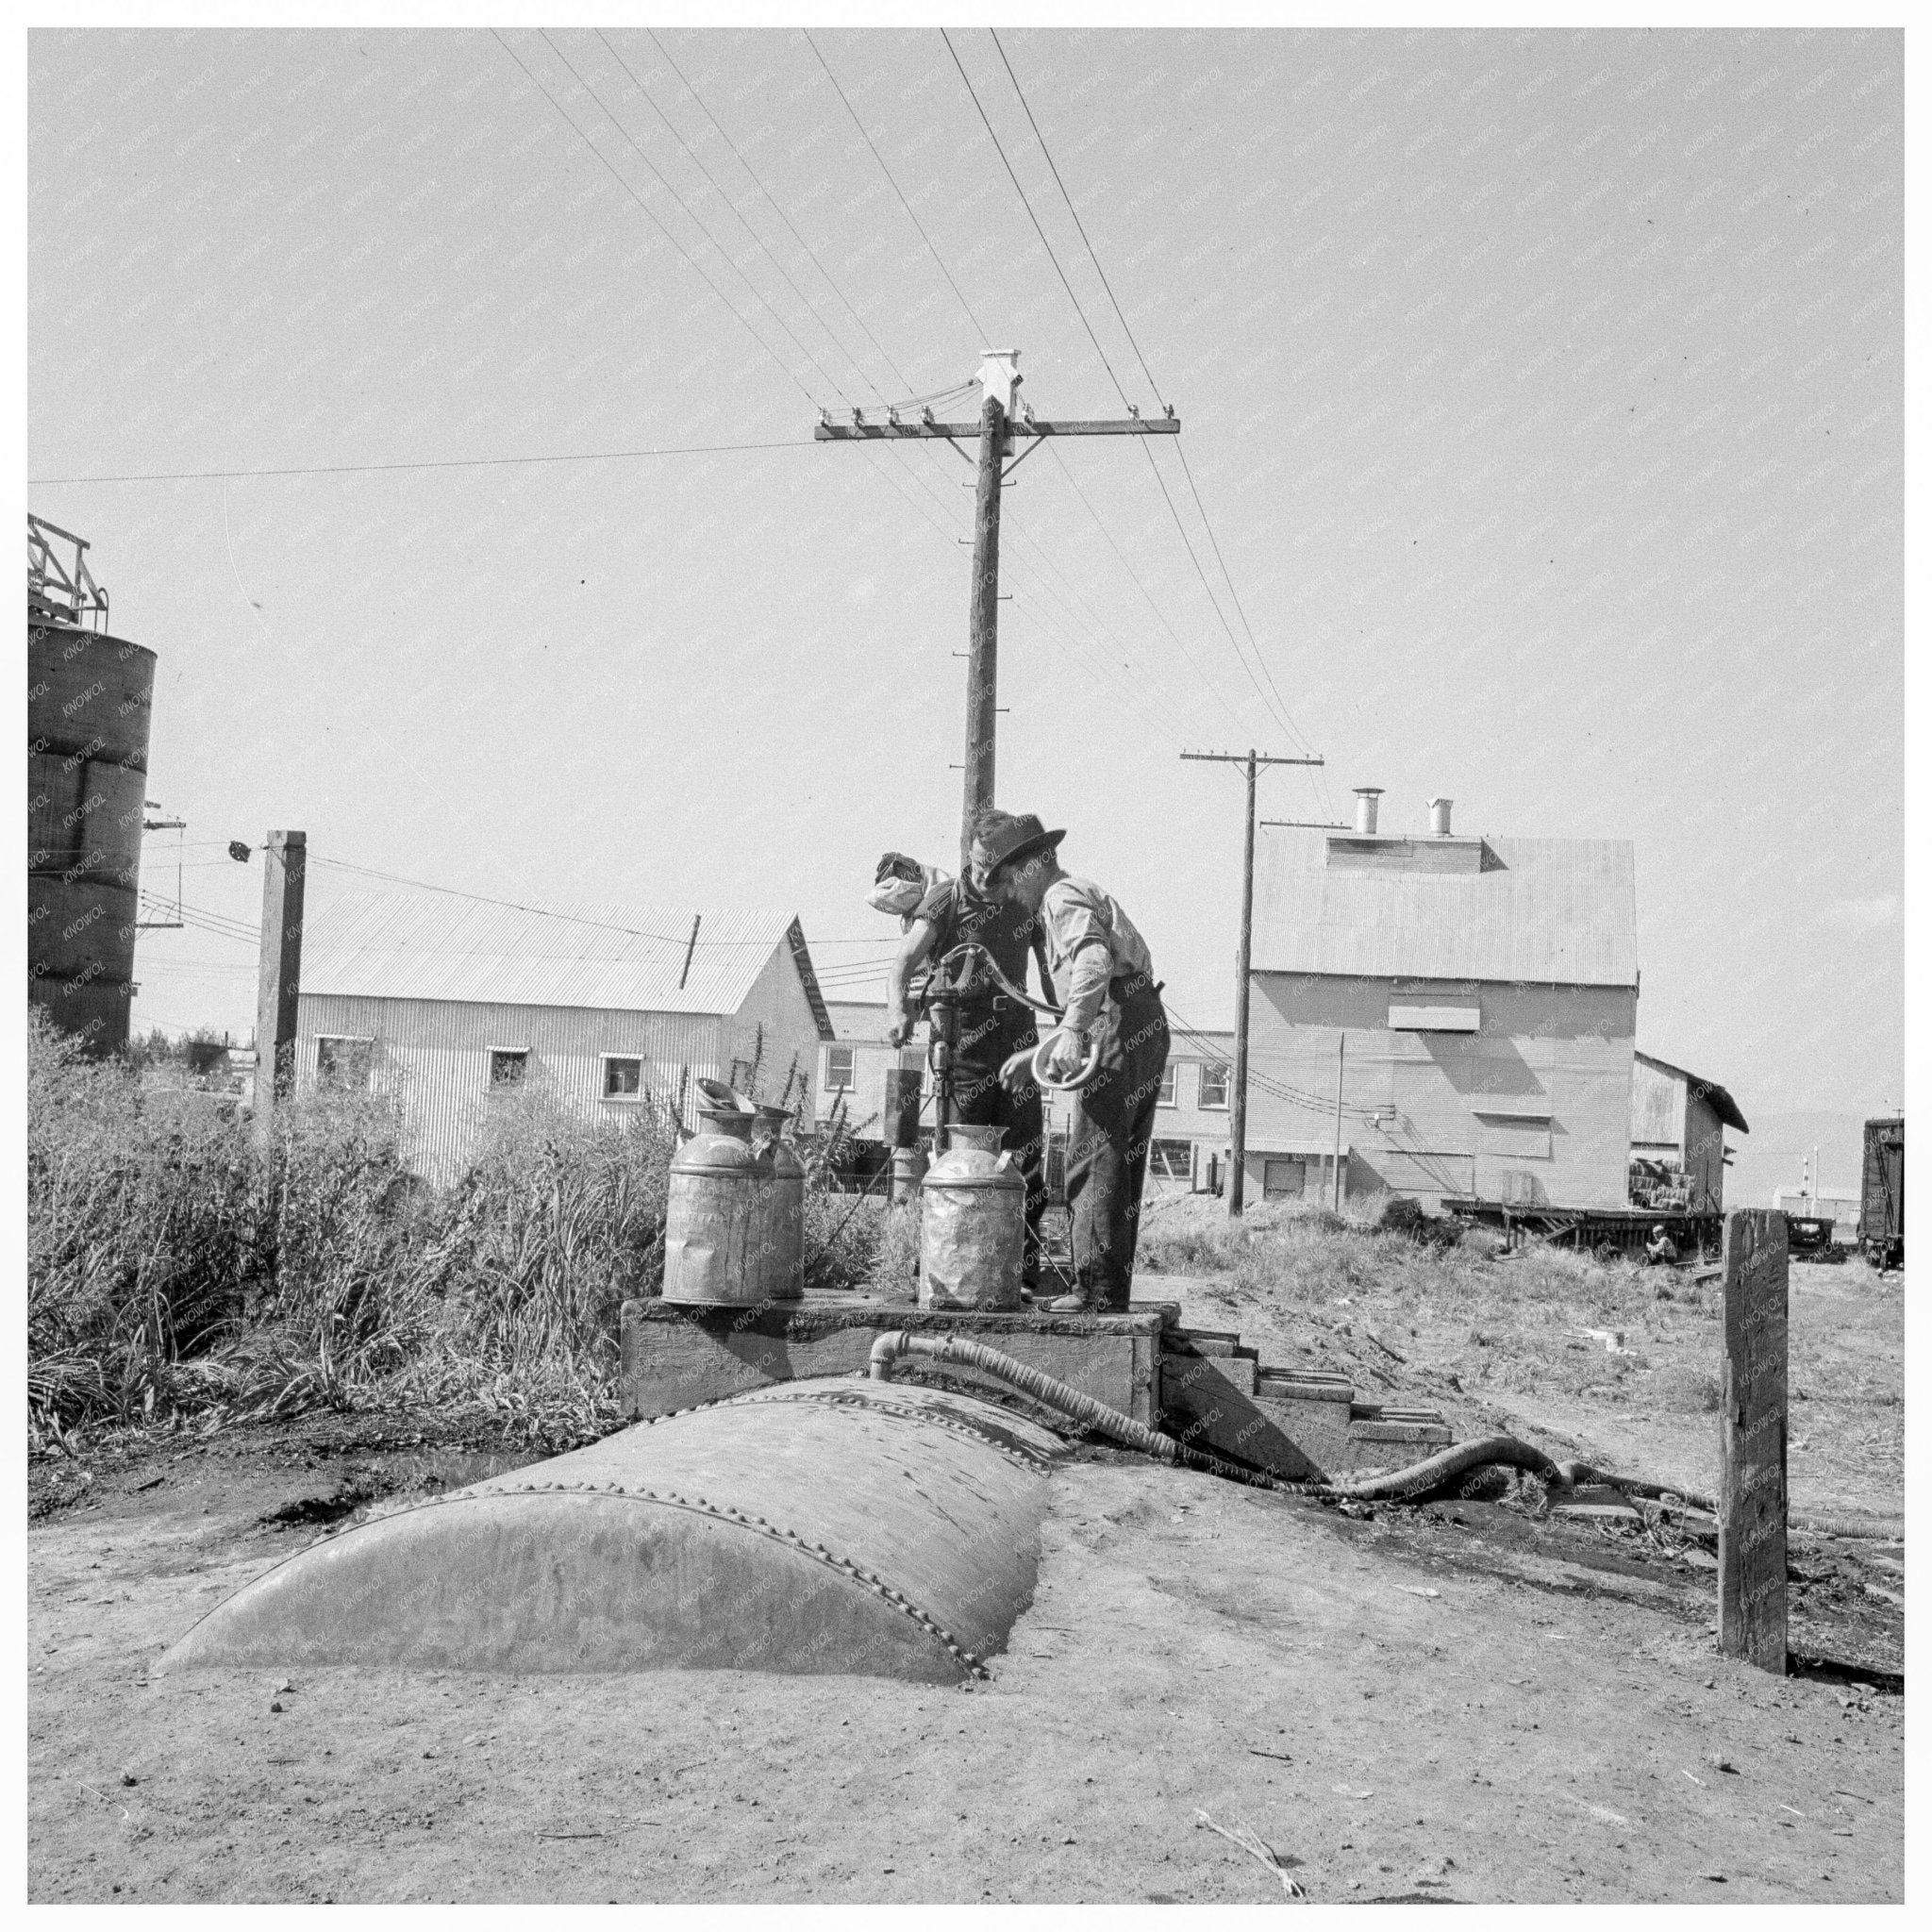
xmin=883 ymin=860 xmax=1056 ymax=1291
xmin=972 ymin=809 xmax=1169 ymax=1314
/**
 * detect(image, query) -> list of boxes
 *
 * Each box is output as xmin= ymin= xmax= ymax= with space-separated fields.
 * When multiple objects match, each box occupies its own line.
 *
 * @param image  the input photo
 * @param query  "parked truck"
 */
xmin=1857 ymin=1116 xmax=1905 ymax=1271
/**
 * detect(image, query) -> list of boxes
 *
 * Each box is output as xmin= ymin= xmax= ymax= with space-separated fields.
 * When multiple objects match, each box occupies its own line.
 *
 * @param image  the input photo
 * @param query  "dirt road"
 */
xmin=28 ymin=1427 xmax=1902 ymax=1903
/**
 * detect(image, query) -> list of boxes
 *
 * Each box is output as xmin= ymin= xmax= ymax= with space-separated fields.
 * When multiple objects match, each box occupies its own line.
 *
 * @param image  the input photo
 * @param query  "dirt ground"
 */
xmin=27 ymin=1250 xmax=1903 ymax=1904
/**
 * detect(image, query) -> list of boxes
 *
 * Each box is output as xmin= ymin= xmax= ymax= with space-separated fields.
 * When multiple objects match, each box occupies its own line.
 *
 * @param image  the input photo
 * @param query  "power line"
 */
xmin=28 ymin=437 xmax=813 ymax=486
xmin=309 ymin=855 xmax=903 ymax=948
xmin=603 ymin=29 xmax=897 ymax=408
xmin=541 ymin=28 xmax=858 ymax=408
xmin=987 ymin=29 xmax=1166 ymax=408
xmin=981 ymin=30 xmax=1316 ymax=762
xmin=802 ymin=30 xmax=990 ymax=344
xmin=1039 ymin=442 xmax=1253 ymax=738
xmin=491 ymin=28 xmax=821 ymax=408
xmin=939 ymin=28 xmax=1132 ymax=410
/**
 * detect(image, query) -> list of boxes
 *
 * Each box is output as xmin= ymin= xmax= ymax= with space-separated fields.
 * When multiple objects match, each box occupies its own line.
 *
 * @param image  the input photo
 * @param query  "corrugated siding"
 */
xmin=303 ymin=892 xmax=813 ymax=1018
xmin=722 ymin=941 xmax=829 ymax=1125
xmin=1252 ymin=828 xmax=1639 ymax=987
xmin=298 ymin=992 xmax=725 ymax=1186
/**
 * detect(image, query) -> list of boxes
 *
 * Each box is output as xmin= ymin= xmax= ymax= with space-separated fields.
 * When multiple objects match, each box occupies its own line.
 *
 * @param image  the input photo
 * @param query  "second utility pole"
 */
xmin=1181 ymin=749 xmax=1324 ymax=1217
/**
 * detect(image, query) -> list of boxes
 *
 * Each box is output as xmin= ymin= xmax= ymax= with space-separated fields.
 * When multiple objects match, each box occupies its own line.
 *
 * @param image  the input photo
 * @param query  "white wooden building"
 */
xmin=296 ymin=893 xmax=833 ymax=1184
xmin=1630 ymin=1050 xmax=1748 ymax=1212
xmin=1145 ymin=1025 xmax=1236 ymax=1192
xmin=1246 ymin=801 xmax=1641 ymax=1211
xmin=815 ymin=1000 xmax=927 ymax=1139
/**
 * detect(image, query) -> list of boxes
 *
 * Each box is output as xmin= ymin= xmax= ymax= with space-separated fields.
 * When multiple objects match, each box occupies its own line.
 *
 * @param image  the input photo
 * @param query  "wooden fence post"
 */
xmin=1718 ymin=1208 xmax=1789 ymax=1673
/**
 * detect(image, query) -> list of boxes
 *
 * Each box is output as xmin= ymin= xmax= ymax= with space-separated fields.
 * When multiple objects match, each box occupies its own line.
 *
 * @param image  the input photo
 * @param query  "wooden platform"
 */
xmin=619 ymin=1291 xmax=1453 ymax=1482
xmin=621 ymin=1296 xmax=1170 ymax=1426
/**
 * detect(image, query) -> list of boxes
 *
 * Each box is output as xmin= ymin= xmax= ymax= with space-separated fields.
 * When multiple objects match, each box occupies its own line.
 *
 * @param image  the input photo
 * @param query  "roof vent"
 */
xmin=1428 ymin=796 xmax=1454 ymax=838
xmin=1353 ymin=788 xmax=1383 ymax=836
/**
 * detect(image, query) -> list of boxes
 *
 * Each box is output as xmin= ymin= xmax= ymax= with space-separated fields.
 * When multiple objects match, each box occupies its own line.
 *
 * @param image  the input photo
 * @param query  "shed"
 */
xmin=1630 ymin=1051 xmax=1748 ymax=1212
xmin=296 ymin=892 xmax=834 ymax=1184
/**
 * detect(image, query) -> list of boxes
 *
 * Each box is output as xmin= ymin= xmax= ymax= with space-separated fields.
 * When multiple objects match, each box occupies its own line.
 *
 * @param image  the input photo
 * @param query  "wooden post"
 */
xmin=252 ymin=829 xmax=307 ymax=1150
xmin=1331 ymin=1032 xmax=1347 ymax=1211
xmin=1718 ymin=1208 xmax=1789 ymax=1673
xmin=1227 ymin=750 xmax=1257 ymax=1217
xmin=962 ymin=391 xmax=1006 ymax=868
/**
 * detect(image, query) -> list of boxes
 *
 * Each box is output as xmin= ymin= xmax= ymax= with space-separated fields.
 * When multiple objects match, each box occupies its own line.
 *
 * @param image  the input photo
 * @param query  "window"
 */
xmin=316 ymin=1036 xmax=372 ymax=1090
xmin=1150 ymin=1139 xmax=1193 ymax=1181
xmin=1198 ymin=1063 xmax=1229 ymax=1109
xmin=1262 ymin=1157 xmax=1307 ymax=1201
xmin=825 ymin=1044 xmax=856 ymax=1091
xmin=489 ymin=1048 xmax=528 ymax=1090
xmin=1157 ymin=1064 xmax=1177 ymax=1107
xmin=603 ymin=1055 xmax=642 ymax=1100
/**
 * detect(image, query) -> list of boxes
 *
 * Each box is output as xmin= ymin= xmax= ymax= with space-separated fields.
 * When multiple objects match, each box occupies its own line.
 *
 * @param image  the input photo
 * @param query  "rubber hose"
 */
xmin=866 ymin=1331 xmax=1287 ymax=1492
xmin=1323 ymin=1434 xmax=1562 ymax=1503
xmin=866 ymin=1334 xmax=1909 ymax=1541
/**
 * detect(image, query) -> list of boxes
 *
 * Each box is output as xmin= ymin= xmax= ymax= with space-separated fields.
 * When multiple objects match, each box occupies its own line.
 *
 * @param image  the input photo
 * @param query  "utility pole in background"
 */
xmin=1181 ymin=750 xmax=1325 ymax=1217
xmin=817 ymin=349 xmax=1180 ymax=867
xmin=252 ymin=829 xmax=306 ymax=1152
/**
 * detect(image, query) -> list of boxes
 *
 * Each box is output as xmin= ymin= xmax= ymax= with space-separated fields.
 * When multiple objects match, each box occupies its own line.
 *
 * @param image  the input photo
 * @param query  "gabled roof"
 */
xmin=304 ymin=891 xmax=833 ymax=1039
xmin=1252 ymin=829 xmax=1639 ymax=988
xmin=1635 ymin=1050 xmax=1749 ymax=1133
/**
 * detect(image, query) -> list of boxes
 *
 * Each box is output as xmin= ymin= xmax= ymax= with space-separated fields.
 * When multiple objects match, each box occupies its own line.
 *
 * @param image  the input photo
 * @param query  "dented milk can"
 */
xmin=919 ymin=1123 xmax=1024 ymax=1310
xmin=753 ymin=1103 xmax=805 ymax=1302
xmin=662 ymin=1083 xmax=772 ymax=1305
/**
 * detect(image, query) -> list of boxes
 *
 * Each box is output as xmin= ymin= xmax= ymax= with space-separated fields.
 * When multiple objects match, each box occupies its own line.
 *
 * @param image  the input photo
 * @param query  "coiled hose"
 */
xmin=867 ymin=1332 xmax=1906 ymax=1539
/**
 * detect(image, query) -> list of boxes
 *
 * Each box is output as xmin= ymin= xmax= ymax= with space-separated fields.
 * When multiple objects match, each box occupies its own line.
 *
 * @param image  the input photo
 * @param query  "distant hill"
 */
xmin=1725 ymin=1109 xmax=1880 ymax=1211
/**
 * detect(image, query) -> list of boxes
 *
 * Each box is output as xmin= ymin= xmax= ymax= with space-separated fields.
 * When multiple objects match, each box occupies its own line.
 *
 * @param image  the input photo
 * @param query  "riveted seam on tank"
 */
xmin=283 ymin=1460 xmax=991 ymax=1677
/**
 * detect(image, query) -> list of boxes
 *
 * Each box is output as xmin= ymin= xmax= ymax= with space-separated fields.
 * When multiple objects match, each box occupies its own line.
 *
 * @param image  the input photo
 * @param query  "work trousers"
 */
xmin=948 ymin=1008 xmax=1048 ymax=1282
xmin=1065 ymin=970 xmax=1170 ymax=1310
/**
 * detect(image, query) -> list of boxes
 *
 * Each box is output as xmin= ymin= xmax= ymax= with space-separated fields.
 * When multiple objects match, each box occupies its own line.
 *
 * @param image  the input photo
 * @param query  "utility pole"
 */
xmin=252 ymin=829 xmax=306 ymax=1152
xmin=817 ymin=349 xmax=1180 ymax=867
xmin=1332 ymin=1032 xmax=1347 ymax=1212
xmin=1181 ymin=749 xmax=1324 ymax=1217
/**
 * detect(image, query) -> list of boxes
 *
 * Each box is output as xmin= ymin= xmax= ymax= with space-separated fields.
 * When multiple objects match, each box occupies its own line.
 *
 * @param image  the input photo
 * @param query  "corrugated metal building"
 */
xmin=297 ymin=893 xmax=834 ymax=1184
xmin=1246 ymin=808 xmax=1641 ymax=1210
xmin=1630 ymin=1050 xmax=1748 ymax=1211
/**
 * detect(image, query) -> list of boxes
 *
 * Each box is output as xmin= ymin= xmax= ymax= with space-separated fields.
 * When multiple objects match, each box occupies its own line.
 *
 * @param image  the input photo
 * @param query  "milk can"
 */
xmin=753 ymin=1104 xmax=805 ymax=1302
xmin=662 ymin=1085 xmax=772 ymax=1306
xmin=918 ymin=1123 xmax=1024 ymax=1311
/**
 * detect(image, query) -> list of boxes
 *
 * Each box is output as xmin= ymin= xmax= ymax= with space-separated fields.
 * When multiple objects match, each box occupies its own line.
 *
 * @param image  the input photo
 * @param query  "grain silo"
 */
xmin=27 ymin=515 xmax=154 ymax=1055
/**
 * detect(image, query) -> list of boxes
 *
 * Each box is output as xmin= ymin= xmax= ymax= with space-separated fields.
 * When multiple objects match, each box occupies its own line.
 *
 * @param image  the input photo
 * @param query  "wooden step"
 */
xmin=1257 ymin=1368 xmax=1354 ymax=1405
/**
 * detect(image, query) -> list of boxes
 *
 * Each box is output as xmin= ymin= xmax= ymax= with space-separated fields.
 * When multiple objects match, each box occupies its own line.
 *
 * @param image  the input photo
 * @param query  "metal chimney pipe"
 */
xmin=1353 ymin=788 xmax=1383 ymax=835
xmin=1428 ymin=796 xmax=1454 ymax=837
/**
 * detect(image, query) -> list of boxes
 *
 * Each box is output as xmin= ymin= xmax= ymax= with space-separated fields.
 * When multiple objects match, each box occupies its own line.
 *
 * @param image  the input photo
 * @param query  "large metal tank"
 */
xmin=158 ymin=1378 xmax=1066 ymax=1682
xmin=27 ymin=612 xmax=155 ymax=1054
xmin=661 ymin=1087 xmax=773 ymax=1304
xmin=919 ymin=1124 xmax=1025 ymax=1311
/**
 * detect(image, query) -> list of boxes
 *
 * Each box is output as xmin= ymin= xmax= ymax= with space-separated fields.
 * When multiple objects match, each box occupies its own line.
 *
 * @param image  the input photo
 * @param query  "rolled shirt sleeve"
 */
xmin=1042 ymin=878 xmax=1153 ymax=1033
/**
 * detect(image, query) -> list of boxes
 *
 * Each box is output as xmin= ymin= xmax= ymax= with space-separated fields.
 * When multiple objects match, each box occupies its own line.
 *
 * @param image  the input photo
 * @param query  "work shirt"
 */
xmin=914 ymin=878 xmax=1054 ymax=1060
xmin=1040 ymin=874 xmax=1156 ymax=1034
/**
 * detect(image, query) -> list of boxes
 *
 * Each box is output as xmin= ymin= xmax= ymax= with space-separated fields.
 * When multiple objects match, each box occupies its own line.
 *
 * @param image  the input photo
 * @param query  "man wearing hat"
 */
xmin=882 ymin=854 xmax=1056 ymax=1292
xmin=972 ymin=808 xmax=1169 ymax=1314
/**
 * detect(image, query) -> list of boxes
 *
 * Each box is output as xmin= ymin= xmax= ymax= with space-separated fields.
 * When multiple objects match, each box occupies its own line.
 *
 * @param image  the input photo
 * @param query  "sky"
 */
xmin=27 ymin=25 xmax=1903 ymax=1175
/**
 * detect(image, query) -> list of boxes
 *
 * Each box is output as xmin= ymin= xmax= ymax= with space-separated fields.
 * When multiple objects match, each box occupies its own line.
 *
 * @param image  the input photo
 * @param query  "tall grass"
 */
xmin=25 ymin=1010 xmax=882 ymax=1447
